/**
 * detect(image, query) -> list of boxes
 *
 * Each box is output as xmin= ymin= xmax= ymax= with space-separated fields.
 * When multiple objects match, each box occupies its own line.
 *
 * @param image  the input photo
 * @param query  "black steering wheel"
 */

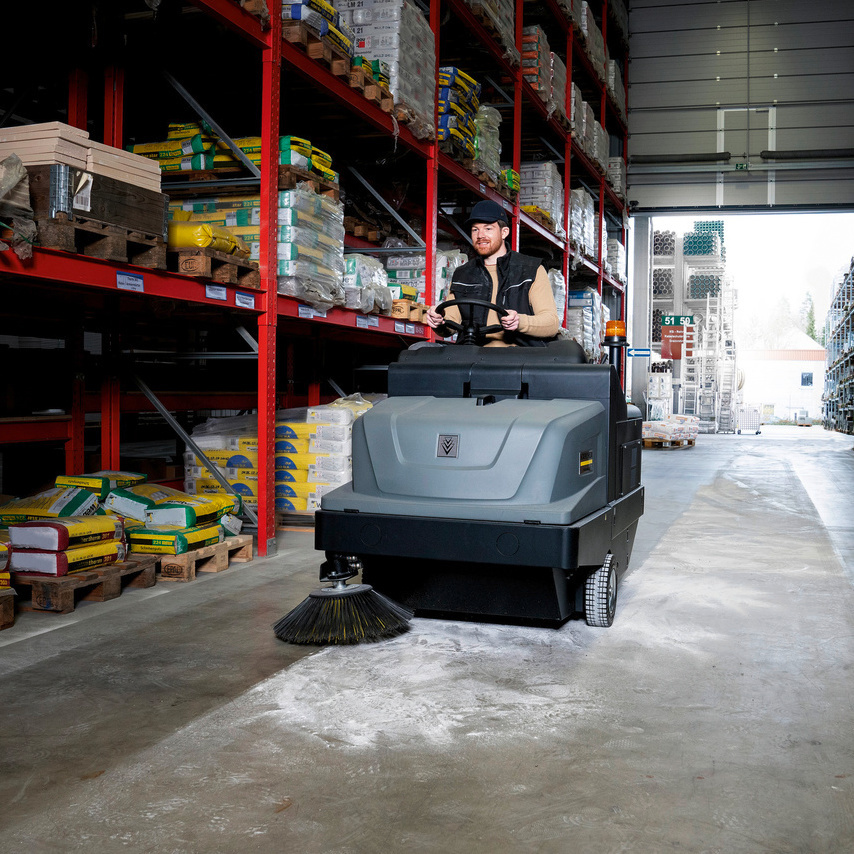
xmin=435 ymin=298 xmax=509 ymax=345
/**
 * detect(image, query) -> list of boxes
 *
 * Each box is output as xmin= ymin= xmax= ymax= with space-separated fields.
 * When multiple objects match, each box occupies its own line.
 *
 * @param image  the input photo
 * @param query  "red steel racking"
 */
xmin=0 ymin=0 xmax=628 ymax=555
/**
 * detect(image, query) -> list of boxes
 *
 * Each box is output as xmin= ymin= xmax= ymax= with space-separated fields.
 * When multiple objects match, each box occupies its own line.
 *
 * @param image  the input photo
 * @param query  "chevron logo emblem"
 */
xmin=437 ymin=434 xmax=459 ymax=458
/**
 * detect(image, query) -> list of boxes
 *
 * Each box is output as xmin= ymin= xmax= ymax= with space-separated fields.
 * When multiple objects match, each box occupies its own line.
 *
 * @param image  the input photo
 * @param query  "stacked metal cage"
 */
xmin=652 ymin=268 xmax=673 ymax=297
xmin=653 ymin=230 xmax=675 ymax=255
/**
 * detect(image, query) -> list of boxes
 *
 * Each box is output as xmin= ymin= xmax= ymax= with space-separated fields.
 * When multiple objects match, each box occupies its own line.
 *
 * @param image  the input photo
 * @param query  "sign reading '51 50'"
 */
xmin=662 ymin=315 xmax=694 ymax=326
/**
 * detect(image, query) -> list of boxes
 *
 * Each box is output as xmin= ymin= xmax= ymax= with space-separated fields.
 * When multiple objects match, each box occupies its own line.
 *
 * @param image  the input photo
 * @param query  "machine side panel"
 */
xmin=316 ymin=509 xmax=578 ymax=568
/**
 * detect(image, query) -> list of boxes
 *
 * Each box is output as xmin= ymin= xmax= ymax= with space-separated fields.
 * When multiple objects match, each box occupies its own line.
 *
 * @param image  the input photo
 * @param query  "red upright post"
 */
xmin=256 ymin=1 xmax=281 ymax=557
xmin=511 ymin=0 xmax=523 ymax=251
xmin=426 ymin=0 xmax=440 ymax=312
xmin=103 ymin=66 xmax=124 ymax=147
xmin=68 ymin=69 xmax=88 ymax=131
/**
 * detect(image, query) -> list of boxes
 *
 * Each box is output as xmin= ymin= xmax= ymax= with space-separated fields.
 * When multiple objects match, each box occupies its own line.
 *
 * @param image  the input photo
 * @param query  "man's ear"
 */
xmin=501 ymin=225 xmax=511 ymax=240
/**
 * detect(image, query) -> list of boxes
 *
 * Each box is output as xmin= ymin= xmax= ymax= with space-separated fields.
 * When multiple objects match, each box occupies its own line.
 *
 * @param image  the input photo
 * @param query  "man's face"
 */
xmin=471 ymin=222 xmax=509 ymax=257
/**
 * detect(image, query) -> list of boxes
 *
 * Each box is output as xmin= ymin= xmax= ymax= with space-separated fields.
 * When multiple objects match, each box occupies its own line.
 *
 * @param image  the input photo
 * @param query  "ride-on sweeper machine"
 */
xmin=312 ymin=299 xmax=645 ymax=632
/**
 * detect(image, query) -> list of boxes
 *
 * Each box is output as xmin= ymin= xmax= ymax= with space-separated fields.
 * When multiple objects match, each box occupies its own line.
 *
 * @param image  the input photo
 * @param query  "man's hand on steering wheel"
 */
xmin=429 ymin=298 xmax=510 ymax=345
xmin=500 ymin=309 xmax=520 ymax=331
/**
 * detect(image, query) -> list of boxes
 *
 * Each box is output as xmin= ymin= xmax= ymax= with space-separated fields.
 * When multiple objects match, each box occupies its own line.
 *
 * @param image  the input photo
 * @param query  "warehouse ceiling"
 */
xmin=627 ymin=0 xmax=854 ymax=212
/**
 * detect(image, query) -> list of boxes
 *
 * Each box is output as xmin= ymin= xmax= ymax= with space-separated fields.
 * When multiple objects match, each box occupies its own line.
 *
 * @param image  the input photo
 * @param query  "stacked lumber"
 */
xmin=0 ymin=122 xmax=161 ymax=192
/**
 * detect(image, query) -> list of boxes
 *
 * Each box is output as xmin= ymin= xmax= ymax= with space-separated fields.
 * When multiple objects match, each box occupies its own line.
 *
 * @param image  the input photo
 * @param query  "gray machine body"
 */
xmin=323 ymin=396 xmax=608 ymax=525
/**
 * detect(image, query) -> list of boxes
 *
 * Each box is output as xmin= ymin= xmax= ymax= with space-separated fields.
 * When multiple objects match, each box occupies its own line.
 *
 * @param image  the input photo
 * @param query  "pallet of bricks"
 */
xmin=0 ymin=473 xmax=254 ymax=609
xmin=275 ymin=395 xmax=378 ymax=525
xmin=642 ymin=415 xmax=700 ymax=449
xmin=0 ymin=122 xmax=167 ymax=267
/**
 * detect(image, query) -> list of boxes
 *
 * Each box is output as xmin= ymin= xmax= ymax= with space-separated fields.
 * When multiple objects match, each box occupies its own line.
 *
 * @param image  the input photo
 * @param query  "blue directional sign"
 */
xmin=627 ymin=348 xmax=652 ymax=358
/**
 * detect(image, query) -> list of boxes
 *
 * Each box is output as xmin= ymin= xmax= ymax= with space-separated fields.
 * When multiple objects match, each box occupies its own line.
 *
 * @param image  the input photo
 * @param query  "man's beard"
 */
xmin=474 ymin=237 xmax=502 ymax=256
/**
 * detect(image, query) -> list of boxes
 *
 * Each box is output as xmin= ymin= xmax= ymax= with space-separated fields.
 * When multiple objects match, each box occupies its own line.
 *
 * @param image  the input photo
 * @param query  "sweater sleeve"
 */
xmin=516 ymin=266 xmax=560 ymax=338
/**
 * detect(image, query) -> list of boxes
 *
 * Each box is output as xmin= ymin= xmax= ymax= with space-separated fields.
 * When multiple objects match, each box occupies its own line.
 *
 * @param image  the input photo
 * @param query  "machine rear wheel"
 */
xmin=585 ymin=554 xmax=617 ymax=627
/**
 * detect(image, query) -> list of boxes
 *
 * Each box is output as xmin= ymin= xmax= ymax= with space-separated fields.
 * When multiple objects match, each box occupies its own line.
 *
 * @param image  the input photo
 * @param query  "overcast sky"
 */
xmin=651 ymin=212 xmax=854 ymax=338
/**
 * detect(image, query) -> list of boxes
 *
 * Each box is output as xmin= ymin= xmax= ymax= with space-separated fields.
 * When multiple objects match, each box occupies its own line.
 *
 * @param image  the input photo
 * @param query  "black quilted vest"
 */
xmin=449 ymin=250 xmax=554 ymax=347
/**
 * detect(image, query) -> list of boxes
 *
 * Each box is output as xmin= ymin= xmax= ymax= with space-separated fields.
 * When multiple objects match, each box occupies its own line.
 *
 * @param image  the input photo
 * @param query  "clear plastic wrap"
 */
xmin=607 ymin=156 xmax=626 ymax=198
xmin=569 ymin=187 xmax=596 ymax=261
xmin=276 ymin=185 xmax=345 ymax=311
xmin=519 ymin=161 xmax=565 ymax=237
xmin=581 ymin=101 xmax=596 ymax=159
xmin=342 ymin=253 xmax=393 ymax=313
xmin=593 ymin=121 xmax=610 ymax=173
xmin=342 ymin=0 xmax=436 ymax=139
xmin=607 ymin=238 xmax=627 ymax=283
xmin=473 ymin=105 xmax=502 ymax=181
xmin=548 ymin=268 xmax=566 ymax=319
xmin=549 ymin=52 xmax=567 ymax=124
xmin=569 ymin=82 xmax=584 ymax=137
xmin=607 ymin=60 xmax=626 ymax=122
xmin=580 ymin=2 xmax=606 ymax=77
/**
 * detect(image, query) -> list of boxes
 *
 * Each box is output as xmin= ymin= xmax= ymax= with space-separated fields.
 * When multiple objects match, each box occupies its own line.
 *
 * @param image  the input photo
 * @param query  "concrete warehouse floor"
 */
xmin=1 ymin=425 xmax=853 ymax=853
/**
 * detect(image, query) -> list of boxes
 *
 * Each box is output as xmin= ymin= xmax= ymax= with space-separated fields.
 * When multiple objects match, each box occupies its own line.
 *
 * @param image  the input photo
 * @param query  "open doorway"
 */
xmin=635 ymin=212 xmax=854 ymax=432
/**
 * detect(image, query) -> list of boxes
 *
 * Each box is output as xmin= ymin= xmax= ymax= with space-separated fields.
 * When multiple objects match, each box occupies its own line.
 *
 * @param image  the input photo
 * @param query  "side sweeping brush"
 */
xmin=273 ymin=553 xmax=414 ymax=645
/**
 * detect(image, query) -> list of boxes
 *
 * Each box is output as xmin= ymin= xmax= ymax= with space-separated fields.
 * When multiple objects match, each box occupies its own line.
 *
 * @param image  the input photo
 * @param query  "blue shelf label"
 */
xmin=205 ymin=284 xmax=228 ymax=301
xmin=235 ymin=292 xmax=256 ymax=310
xmin=627 ymin=348 xmax=652 ymax=358
xmin=116 ymin=271 xmax=144 ymax=292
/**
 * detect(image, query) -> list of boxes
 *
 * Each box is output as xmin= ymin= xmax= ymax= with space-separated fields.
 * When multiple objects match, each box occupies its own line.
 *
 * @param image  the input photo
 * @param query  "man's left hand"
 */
xmin=500 ymin=310 xmax=520 ymax=331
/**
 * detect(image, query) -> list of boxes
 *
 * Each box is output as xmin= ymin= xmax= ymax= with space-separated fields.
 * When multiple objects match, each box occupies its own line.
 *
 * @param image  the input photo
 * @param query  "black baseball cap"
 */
xmin=464 ymin=199 xmax=510 ymax=229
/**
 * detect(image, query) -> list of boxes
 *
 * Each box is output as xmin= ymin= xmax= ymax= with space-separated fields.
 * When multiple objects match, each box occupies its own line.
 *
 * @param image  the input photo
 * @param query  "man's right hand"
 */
xmin=424 ymin=306 xmax=444 ymax=329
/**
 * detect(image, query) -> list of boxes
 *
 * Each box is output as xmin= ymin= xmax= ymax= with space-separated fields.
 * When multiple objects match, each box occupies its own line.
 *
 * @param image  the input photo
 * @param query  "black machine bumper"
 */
xmin=315 ymin=487 xmax=644 ymax=571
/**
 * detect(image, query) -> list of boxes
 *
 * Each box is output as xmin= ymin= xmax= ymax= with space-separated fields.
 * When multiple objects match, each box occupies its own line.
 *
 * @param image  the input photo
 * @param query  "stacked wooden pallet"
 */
xmin=0 ymin=122 xmax=161 ymax=192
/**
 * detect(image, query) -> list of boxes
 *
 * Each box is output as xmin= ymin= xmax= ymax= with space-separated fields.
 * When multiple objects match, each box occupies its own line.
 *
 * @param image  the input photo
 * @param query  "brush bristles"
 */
xmin=273 ymin=584 xmax=414 ymax=645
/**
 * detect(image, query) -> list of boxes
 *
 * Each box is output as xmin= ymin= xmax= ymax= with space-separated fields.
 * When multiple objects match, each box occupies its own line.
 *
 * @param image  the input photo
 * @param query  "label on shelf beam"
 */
xmin=356 ymin=315 xmax=370 ymax=329
xmin=116 ymin=271 xmax=144 ymax=293
xmin=367 ymin=316 xmax=379 ymax=327
xmin=206 ymin=285 xmax=228 ymax=301
xmin=405 ymin=323 xmax=416 ymax=335
xmin=235 ymin=292 xmax=256 ymax=310
xmin=394 ymin=321 xmax=406 ymax=334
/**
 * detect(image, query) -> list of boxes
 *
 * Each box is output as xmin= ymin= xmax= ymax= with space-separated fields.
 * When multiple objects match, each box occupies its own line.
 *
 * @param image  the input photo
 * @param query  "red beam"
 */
xmin=0 ymin=248 xmax=266 ymax=312
xmin=277 ymin=296 xmax=429 ymax=340
xmin=185 ymin=0 xmax=271 ymax=48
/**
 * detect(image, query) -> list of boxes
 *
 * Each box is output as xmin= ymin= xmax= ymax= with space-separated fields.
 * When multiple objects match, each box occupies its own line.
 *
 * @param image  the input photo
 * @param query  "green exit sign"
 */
xmin=662 ymin=315 xmax=694 ymax=326
xmin=735 ymin=163 xmax=749 ymax=171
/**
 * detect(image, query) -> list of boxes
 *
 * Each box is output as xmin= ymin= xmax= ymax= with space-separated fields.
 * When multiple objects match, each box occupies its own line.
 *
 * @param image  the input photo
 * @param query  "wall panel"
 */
xmin=628 ymin=0 xmax=854 ymax=211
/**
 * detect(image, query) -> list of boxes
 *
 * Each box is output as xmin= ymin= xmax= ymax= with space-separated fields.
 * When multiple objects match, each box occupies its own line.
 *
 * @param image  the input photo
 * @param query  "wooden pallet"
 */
xmin=167 ymin=247 xmax=261 ymax=290
xmin=155 ymin=533 xmax=254 ymax=583
xmin=12 ymin=554 xmax=158 ymax=615
xmin=278 ymin=164 xmax=340 ymax=202
xmin=36 ymin=213 xmax=167 ymax=269
xmin=460 ymin=158 xmax=499 ymax=190
xmin=282 ymin=21 xmax=350 ymax=78
xmin=642 ymin=437 xmax=696 ymax=450
xmin=343 ymin=216 xmax=382 ymax=243
xmin=346 ymin=65 xmax=393 ymax=113
xmin=0 ymin=588 xmax=15 ymax=630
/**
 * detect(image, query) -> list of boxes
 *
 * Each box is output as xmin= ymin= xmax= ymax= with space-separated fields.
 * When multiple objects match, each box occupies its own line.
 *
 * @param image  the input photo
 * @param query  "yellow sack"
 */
xmin=167 ymin=222 xmax=249 ymax=258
